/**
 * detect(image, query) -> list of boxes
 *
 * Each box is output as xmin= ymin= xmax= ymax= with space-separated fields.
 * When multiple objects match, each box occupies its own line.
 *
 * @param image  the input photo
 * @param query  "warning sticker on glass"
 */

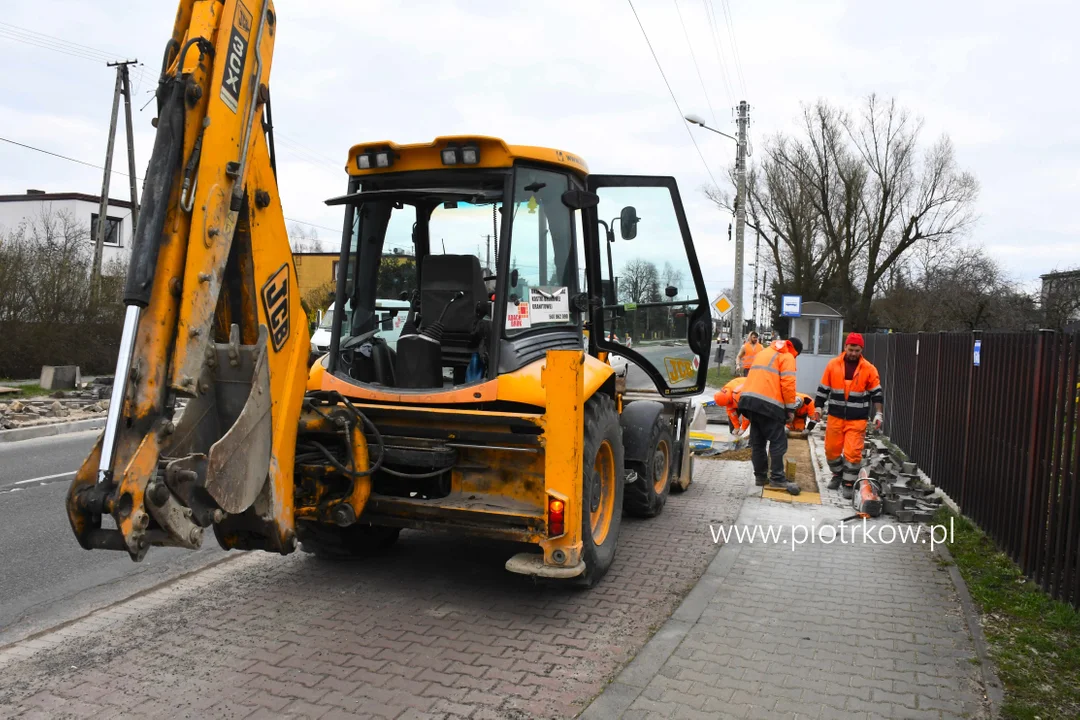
xmin=529 ymin=287 xmax=570 ymax=323
xmin=507 ymin=301 xmax=531 ymax=329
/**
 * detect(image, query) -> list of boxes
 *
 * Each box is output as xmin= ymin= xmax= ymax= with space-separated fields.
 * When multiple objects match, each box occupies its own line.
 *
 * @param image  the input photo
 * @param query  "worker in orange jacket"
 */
xmin=713 ymin=377 xmax=749 ymax=435
xmin=735 ymin=331 xmax=764 ymax=377
xmin=814 ymin=333 xmax=884 ymax=494
xmin=738 ymin=337 xmax=804 ymax=494
xmin=788 ymin=393 xmax=817 ymax=434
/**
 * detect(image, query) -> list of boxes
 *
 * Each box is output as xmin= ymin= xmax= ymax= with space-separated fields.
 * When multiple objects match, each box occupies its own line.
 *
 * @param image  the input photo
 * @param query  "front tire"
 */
xmin=623 ymin=414 xmax=674 ymax=517
xmin=578 ymin=394 xmax=624 ymax=588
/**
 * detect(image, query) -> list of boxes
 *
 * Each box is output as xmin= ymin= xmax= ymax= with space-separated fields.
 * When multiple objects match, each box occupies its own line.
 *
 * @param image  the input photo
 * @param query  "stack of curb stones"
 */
xmin=859 ymin=437 xmax=943 ymax=523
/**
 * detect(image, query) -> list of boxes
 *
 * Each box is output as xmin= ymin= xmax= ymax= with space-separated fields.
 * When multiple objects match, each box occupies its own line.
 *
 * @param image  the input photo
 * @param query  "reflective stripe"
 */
xmin=780 ymin=371 xmax=797 ymax=377
xmin=740 ymin=390 xmax=784 ymax=409
xmin=750 ymin=363 xmax=782 ymax=376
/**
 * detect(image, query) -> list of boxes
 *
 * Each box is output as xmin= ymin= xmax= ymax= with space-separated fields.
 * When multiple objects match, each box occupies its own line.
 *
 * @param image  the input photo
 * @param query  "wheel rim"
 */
xmin=652 ymin=439 xmax=671 ymax=493
xmin=589 ymin=440 xmax=616 ymax=546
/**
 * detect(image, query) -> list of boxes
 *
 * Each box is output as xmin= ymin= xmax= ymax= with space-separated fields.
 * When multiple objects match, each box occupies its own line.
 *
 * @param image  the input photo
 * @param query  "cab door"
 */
xmin=585 ymin=175 xmax=711 ymax=396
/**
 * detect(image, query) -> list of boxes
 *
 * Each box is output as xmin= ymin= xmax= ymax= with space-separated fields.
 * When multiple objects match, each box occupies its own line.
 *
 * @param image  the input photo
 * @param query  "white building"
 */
xmin=0 ymin=190 xmax=134 ymax=267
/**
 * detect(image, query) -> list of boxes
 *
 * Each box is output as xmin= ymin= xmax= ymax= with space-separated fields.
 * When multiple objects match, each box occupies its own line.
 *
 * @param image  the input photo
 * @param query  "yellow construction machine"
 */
xmin=67 ymin=0 xmax=713 ymax=587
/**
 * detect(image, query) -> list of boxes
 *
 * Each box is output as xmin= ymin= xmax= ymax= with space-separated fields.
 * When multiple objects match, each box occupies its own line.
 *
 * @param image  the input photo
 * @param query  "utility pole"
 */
xmin=730 ymin=99 xmax=749 ymax=370
xmin=751 ymin=226 xmax=760 ymax=333
xmin=92 ymin=60 xmax=140 ymax=303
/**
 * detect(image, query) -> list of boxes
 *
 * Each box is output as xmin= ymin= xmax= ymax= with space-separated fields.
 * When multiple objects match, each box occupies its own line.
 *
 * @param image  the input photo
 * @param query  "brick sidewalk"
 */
xmin=582 ymin=493 xmax=992 ymax=719
xmin=0 ymin=461 xmax=747 ymax=720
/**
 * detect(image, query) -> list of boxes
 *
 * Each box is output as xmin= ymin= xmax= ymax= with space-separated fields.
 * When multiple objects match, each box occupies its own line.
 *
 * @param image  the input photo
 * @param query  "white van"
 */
xmin=310 ymin=299 xmax=411 ymax=356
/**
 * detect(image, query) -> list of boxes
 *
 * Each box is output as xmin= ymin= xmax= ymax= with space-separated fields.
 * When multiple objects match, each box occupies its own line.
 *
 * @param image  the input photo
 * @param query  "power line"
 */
xmin=625 ymin=0 xmax=720 ymax=188
xmin=0 ymin=23 xmax=156 ymax=87
xmin=701 ymin=0 xmax=735 ymax=109
xmin=0 ymin=136 xmax=139 ymax=180
xmin=1 ymin=134 xmax=340 ymax=241
xmin=718 ymin=0 xmax=748 ymax=95
xmin=673 ymin=0 xmax=719 ymax=129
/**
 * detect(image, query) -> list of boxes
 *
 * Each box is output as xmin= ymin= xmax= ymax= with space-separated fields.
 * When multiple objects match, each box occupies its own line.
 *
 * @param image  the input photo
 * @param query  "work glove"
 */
xmin=813 ymin=410 xmax=822 ymax=422
xmin=873 ymin=412 xmax=884 ymax=431
xmin=786 ymin=411 xmax=795 ymax=424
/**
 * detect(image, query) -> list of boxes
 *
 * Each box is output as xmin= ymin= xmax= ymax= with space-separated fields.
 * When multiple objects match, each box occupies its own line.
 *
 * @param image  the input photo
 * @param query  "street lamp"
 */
xmin=685 ymin=104 xmax=748 ymax=373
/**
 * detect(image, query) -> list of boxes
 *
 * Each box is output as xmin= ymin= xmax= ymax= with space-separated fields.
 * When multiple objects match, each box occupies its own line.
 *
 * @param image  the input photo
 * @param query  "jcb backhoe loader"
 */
xmin=67 ymin=0 xmax=713 ymax=587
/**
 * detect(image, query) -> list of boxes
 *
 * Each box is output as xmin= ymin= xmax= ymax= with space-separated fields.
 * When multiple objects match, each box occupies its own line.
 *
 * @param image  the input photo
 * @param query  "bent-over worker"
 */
xmin=788 ymin=393 xmax=817 ymax=433
xmin=737 ymin=337 xmax=804 ymax=495
xmin=713 ymin=377 xmax=749 ymax=436
xmin=814 ymin=333 xmax=884 ymax=490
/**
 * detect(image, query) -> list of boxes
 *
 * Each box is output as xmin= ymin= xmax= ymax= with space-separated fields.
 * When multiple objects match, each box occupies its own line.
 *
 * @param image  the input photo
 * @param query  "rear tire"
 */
xmin=297 ymin=521 xmax=400 ymax=560
xmin=577 ymin=394 xmax=624 ymax=588
xmin=623 ymin=414 xmax=673 ymax=517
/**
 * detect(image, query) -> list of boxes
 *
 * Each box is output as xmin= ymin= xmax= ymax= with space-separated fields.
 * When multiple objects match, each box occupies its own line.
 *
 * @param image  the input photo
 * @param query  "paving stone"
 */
xmin=0 ymin=457 xmax=746 ymax=720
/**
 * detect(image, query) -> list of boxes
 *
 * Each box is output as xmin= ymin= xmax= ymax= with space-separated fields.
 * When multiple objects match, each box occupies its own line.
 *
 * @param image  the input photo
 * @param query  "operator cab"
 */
xmin=321 ymin=136 xmax=712 ymax=399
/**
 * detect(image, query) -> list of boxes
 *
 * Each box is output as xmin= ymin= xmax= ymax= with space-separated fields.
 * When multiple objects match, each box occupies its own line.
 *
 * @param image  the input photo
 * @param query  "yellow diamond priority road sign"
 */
xmin=712 ymin=294 xmax=732 ymax=317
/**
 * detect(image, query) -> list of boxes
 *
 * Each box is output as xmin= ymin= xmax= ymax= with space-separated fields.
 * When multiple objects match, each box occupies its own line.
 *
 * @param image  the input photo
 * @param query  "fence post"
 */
xmin=928 ymin=333 xmax=944 ymax=479
xmin=908 ymin=334 xmax=921 ymax=454
xmin=959 ymin=331 xmax=979 ymax=510
xmin=1020 ymin=331 xmax=1048 ymax=569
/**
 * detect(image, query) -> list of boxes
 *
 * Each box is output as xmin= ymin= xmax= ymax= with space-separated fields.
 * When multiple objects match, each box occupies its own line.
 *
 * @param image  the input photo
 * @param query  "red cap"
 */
xmin=846 ymin=332 xmax=864 ymax=348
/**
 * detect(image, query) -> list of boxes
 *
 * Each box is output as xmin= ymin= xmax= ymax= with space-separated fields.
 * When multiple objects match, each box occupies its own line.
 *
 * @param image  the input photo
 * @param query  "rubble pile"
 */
xmin=857 ymin=439 xmax=943 ymax=522
xmin=0 ymin=377 xmax=114 ymax=430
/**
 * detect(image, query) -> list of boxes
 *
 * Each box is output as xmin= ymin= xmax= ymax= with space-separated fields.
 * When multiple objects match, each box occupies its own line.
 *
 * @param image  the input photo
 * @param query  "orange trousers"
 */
xmin=825 ymin=416 xmax=866 ymax=476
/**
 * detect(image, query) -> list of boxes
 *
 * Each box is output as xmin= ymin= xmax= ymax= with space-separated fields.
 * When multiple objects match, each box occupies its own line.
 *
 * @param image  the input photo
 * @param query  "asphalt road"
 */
xmin=0 ymin=430 xmax=227 ymax=645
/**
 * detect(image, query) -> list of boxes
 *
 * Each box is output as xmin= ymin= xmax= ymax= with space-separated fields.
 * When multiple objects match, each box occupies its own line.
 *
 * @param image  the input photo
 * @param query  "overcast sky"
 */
xmin=1 ymin=0 xmax=1076 ymax=311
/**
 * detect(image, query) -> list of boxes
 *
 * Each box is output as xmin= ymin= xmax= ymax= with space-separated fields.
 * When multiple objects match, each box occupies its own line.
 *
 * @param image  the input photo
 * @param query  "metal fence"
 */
xmin=863 ymin=331 xmax=1080 ymax=610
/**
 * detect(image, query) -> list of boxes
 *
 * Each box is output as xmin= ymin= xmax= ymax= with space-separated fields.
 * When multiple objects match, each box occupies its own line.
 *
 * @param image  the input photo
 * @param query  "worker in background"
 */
xmin=737 ymin=336 xmax=804 ymax=494
xmin=713 ymin=377 xmax=749 ymax=436
xmin=788 ymin=393 xmax=817 ymax=434
xmin=814 ymin=333 xmax=884 ymax=491
xmin=735 ymin=331 xmax=764 ymax=377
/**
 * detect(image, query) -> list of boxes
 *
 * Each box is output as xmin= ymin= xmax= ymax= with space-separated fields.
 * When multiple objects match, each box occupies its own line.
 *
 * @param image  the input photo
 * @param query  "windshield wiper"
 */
xmin=325 ymin=188 xmax=502 ymax=206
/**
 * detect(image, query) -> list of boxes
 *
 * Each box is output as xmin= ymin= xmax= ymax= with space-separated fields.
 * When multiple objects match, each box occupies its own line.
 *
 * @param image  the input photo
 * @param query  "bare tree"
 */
xmin=618 ymin=258 xmax=660 ymax=305
xmin=288 ymin=223 xmax=324 ymax=253
xmin=704 ymin=95 xmax=979 ymax=330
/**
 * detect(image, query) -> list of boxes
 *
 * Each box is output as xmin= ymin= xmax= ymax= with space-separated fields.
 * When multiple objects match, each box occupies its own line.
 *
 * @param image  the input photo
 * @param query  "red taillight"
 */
xmin=548 ymin=498 xmax=565 ymax=536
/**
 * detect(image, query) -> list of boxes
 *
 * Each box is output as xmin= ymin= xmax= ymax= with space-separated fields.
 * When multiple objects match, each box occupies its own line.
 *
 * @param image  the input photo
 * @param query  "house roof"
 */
xmin=0 ymin=191 xmax=136 ymax=210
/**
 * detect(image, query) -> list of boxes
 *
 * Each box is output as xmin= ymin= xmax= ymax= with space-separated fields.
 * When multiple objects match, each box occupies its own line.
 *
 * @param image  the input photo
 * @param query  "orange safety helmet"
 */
xmin=714 ymin=386 xmax=734 ymax=407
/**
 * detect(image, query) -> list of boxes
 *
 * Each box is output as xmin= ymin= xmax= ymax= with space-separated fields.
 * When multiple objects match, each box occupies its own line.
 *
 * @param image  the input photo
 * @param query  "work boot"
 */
xmin=769 ymin=478 xmax=801 ymax=496
xmin=827 ymin=474 xmax=842 ymax=490
xmin=754 ymin=474 xmax=767 ymax=486
xmin=841 ymin=484 xmax=854 ymax=500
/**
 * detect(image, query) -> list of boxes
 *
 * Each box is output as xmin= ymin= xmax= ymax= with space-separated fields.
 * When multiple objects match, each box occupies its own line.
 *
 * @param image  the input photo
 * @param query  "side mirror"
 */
xmin=665 ymin=286 xmax=678 ymax=298
xmin=510 ymin=268 xmax=519 ymax=287
xmin=620 ymin=206 xmax=639 ymax=240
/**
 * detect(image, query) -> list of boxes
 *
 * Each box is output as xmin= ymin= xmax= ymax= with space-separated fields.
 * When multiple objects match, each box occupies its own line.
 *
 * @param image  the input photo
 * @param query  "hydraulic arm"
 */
xmin=67 ymin=0 xmax=309 ymax=560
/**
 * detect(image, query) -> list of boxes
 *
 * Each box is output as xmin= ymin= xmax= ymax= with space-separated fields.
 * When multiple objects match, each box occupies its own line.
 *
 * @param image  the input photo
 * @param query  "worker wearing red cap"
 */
xmin=713 ymin=377 xmax=749 ymax=435
xmin=814 ymin=333 xmax=884 ymax=493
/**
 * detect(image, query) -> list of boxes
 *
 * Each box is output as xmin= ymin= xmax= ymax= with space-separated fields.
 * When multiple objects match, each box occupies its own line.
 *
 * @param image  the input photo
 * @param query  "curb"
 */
xmin=0 ymin=417 xmax=105 ymax=444
xmin=580 ymin=473 xmax=750 ymax=719
xmin=933 ymin=540 xmax=1006 ymax=718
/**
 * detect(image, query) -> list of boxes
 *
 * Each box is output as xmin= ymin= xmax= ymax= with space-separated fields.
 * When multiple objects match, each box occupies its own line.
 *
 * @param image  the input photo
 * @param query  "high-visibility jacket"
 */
xmin=737 ymin=340 xmax=798 ymax=421
xmin=814 ymin=355 xmax=883 ymax=421
xmin=740 ymin=341 xmax=764 ymax=369
xmin=789 ymin=393 xmax=815 ymax=431
xmin=714 ymin=378 xmax=749 ymax=431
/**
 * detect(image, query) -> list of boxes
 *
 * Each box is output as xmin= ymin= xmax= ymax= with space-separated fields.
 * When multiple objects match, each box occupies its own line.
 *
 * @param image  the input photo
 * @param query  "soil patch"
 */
xmin=785 ymin=436 xmax=818 ymax=492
